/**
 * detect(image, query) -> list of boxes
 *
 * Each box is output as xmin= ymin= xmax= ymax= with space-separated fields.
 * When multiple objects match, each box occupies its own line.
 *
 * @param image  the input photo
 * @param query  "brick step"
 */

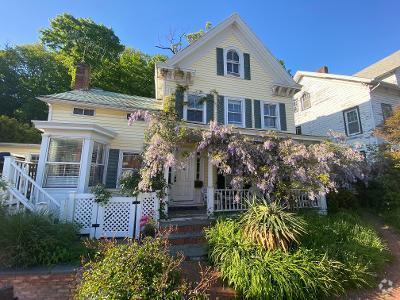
xmin=162 ymin=223 xmax=210 ymax=234
xmin=169 ymin=243 xmax=208 ymax=260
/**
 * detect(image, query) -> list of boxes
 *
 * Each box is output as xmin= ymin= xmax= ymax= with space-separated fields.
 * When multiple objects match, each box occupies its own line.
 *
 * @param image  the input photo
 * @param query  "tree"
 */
xmin=0 ymin=44 xmax=71 ymax=122
xmin=0 ymin=115 xmax=41 ymax=143
xmin=40 ymin=13 xmax=124 ymax=73
xmin=92 ymin=48 xmax=167 ymax=98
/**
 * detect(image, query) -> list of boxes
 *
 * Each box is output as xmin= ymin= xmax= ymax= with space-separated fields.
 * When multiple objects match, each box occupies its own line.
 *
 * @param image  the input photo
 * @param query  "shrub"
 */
xmin=0 ymin=207 xmax=85 ymax=267
xmin=327 ymin=189 xmax=359 ymax=213
xmin=76 ymin=237 xmax=209 ymax=300
xmin=240 ymin=198 xmax=306 ymax=251
xmin=206 ymin=211 xmax=390 ymax=299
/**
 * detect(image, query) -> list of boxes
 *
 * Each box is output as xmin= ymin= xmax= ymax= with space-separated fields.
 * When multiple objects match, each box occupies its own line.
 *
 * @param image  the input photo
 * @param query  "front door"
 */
xmin=169 ymin=154 xmax=195 ymax=206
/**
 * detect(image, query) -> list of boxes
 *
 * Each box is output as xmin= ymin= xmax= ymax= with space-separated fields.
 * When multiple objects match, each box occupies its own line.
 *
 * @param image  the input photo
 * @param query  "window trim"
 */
xmin=223 ymin=47 xmax=244 ymax=79
xmin=225 ymin=97 xmax=245 ymax=127
xmin=73 ymin=107 xmax=95 ymax=117
xmin=300 ymin=92 xmax=311 ymax=111
xmin=183 ymin=92 xmax=206 ymax=124
xmin=343 ymin=106 xmax=362 ymax=136
xmin=295 ymin=126 xmax=302 ymax=135
xmin=261 ymin=101 xmax=280 ymax=130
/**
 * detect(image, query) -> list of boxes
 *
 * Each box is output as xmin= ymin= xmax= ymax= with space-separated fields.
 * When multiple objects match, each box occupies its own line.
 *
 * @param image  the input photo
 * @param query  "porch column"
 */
xmin=207 ymin=156 xmax=214 ymax=216
xmin=35 ymin=134 xmax=50 ymax=186
xmin=319 ymin=193 xmax=327 ymax=215
xmin=77 ymin=137 xmax=94 ymax=193
xmin=2 ymin=156 xmax=13 ymax=181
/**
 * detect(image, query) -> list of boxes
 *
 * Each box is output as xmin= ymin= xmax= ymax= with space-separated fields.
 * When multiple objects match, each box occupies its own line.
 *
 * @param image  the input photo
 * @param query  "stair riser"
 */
xmin=161 ymin=224 xmax=210 ymax=234
xmin=169 ymin=237 xmax=206 ymax=245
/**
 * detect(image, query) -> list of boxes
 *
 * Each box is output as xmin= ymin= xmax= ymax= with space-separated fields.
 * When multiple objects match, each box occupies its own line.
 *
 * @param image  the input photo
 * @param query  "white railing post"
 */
xmin=2 ymin=156 xmax=13 ymax=182
xmin=319 ymin=193 xmax=328 ymax=215
xmin=207 ymin=157 xmax=214 ymax=216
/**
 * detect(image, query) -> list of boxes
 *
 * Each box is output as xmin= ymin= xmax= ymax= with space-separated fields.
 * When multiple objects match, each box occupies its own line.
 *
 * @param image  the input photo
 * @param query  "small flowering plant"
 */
xmin=140 ymin=215 xmax=157 ymax=238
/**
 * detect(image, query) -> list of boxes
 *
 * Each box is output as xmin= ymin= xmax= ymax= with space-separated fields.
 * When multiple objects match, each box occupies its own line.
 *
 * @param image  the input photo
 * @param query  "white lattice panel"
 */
xmin=139 ymin=193 xmax=158 ymax=219
xmin=73 ymin=194 xmax=95 ymax=234
xmin=103 ymin=201 xmax=131 ymax=233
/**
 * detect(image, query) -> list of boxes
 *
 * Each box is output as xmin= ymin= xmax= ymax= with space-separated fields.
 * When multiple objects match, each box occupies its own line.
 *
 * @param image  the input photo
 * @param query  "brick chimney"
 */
xmin=316 ymin=66 xmax=329 ymax=73
xmin=74 ymin=63 xmax=90 ymax=90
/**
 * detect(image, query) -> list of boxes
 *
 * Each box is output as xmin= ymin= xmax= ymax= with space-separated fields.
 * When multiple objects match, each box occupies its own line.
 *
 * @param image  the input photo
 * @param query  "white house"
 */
xmin=294 ymin=50 xmax=400 ymax=152
xmin=1 ymin=14 xmax=324 ymax=239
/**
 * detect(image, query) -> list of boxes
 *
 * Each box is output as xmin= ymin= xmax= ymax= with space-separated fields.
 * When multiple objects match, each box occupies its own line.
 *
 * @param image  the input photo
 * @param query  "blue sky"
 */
xmin=1 ymin=0 xmax=399 ymax=75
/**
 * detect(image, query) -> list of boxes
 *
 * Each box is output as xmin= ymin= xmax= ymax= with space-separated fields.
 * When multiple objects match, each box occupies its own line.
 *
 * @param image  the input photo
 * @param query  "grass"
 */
xmin=380 ymin=208 xmax=400 ymax=232
xmin=206 ymin=210 xmax=390 ymax=299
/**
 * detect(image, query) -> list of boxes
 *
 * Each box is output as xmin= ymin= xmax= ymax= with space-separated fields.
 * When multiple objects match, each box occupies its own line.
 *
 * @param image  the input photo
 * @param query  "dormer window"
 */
xmin=226 ymin=49 xmax=240 ymax=77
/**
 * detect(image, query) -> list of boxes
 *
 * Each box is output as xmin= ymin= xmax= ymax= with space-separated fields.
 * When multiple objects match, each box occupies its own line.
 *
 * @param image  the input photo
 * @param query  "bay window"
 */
xmin=44 ymin=138 xmax=83 ymax=188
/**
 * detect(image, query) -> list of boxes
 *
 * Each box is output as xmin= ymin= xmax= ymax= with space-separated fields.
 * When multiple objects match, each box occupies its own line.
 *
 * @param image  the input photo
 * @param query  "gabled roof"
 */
xmin=353 ymin=50 xmax=400 ymax=79
xmin=160 ymin=13 xmax=299 ymax=89
xmin=38 ymin=89 xmax=163 ymax=111
xmin=294 ymin=71 xmax=372 ymax=84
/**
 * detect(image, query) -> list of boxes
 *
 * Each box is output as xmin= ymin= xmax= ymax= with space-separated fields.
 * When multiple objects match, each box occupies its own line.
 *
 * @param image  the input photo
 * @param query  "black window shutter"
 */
xmin=216 ymin=48 xmax=224 ymax=76
xmin=279 ymin=103 xmax=287 ymax=131
xmin=254 ymin=100 xmax=261 ymax=128
xmin=175 ymin=89 xmax=184 ymax=120
xmin=217 ymin=95 xmax=225 ymax=124
xmin=244 ymin=53 xmax=251 ymax=80
xmin=206 ymin=94 xmax=214 ymax=123
xmin=105 ymin=149 xmax=120 ymax=188
xmin=245 ymin=98 xmax=252 ymax=128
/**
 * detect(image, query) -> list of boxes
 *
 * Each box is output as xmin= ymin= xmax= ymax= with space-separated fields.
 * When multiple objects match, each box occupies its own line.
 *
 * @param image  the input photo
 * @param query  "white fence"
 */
xmin=66 ymin=192 xmax=160 ymax=239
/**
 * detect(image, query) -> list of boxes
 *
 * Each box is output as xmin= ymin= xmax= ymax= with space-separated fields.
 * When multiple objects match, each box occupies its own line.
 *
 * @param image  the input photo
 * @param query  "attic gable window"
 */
xmin=226 ymin=49 xmax=240 ymax=77
xmin=73 ymin=107 xmax=95 ymax=116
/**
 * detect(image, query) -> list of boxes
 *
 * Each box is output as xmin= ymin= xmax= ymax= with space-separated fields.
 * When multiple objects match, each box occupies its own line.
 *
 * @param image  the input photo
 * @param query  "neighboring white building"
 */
xmin=294 ymin=50 xmax=400 ymax=151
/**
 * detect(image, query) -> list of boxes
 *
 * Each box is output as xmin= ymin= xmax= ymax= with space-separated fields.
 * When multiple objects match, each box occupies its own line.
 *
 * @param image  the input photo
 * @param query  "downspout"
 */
xmin=368 ymin=82 xmax=380 ymax=145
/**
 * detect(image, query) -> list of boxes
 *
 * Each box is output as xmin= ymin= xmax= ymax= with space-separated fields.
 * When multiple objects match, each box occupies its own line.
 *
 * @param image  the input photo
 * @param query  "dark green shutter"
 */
xmin=279 ymin=103 xmax=287 ymax=131
xmin=244 ymin=53 xmax=251 ymax=80
xmin=105 ymin=149 xmax=120 ymax=188
xmin=254 ymin=100 xmax=261 ymax=128
xmin=206 ymin=94 xmax=214 ymax=123
xmin=175 ymin=89 xmax=184 ymax=120
xmin=217 ymin=95 xmax=225 ymax=124
xmin=245 ymin=98 xmax=252 ymax=128
xmin=216 ymin=48 xmax=224 ymax=76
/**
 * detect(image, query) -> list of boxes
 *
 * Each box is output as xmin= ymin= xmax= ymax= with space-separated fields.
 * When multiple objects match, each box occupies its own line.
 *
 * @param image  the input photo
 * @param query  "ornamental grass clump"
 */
xmin=240 ymin=198 xmax=306 ymax=251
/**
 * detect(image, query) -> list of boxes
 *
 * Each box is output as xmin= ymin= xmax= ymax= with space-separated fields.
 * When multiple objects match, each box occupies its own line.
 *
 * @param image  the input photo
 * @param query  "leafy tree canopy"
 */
xmin=40 ymin=13 xmax=124 ymax=72
xmin=0 ymin=115 xmax=41 ymax=143
xmin=0 ymin=44 xmax=71 ymax=122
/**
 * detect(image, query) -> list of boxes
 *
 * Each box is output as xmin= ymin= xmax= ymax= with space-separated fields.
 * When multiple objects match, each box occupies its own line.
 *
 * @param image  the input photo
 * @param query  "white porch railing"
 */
xmin=2 ymin=157 xmax=60 ymax=214
xmin=214 ymin=189 xmax=253 ymax=212
xmin=211 ymin=188 xmax=326 ymax=214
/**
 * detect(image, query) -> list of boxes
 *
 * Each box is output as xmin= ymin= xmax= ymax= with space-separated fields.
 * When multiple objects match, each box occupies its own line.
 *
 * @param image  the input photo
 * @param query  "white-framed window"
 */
xmin=118 ymin=152 xmax=142 ymax=181
xmin=73 ymin=107 xmax=95 ymax=116
xmin=381 ymin=103 xmax=393 ymax=121
xmin=224 ymin=48 xmax=244 ymax=78
xmin=296 ymin=126 xmax=302 ymax=135
xmin=89 ymin=142 xmax=105 ymax=187
xmin=44 ymin=138 xmax=83 ymax=188
xmin=344 ymin=107 xmax=362 ymax=136
xmin=262 ymin=102 xmax=280 ymax=129
xmin=184 ymin=93 xmax=206 ymax=123
xmin=226 ymin=98 xmax=245 ymax=127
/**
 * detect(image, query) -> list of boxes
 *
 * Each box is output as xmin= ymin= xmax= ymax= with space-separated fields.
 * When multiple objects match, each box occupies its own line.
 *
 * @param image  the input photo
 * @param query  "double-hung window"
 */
xmin=263 ymin=103 xmax=279 ymax=129
xmin=73 ymin=107 xmax=95 ymax=116
xmin=185 ymin=94 xmax=205 ymax=123
xmin=227 ymin=99 xmax=244 ymax=126
xmin=89 ymin=142 xmax=105 ymax=186
xmin=44 ymin=138 xmax=83 ymax=188
xmin=344 ymin=107 xmax=362 ymax=136
xmin=226 ymin=49 xmax=240 ymax=77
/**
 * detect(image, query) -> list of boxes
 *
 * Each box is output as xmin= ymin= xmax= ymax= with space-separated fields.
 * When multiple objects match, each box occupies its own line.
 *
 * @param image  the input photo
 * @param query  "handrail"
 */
xmin=10 ymin=161 xmax=60 ymax=208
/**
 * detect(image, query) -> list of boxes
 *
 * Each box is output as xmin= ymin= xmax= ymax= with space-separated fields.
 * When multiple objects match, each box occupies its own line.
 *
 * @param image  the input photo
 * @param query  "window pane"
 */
xmin=382 ymin=103 xmax=393 ymax=120
xmin=233 ymin=63 xmax=239 ymax=74
xmin=187 ymin=110 xmax=203 ymax=122
xmin=348 ymin=121 xmax=360 ymax=134
xmin=228 ymin=100 xmax=241 ymax=112
xmin=264 ymin=116 xmax=276 ymax=128
xmin=346 ymin=110 xmax=358 ymax=122
xmin=47 ymin=138 xmax=82 ymax=163
xmin=84 ymin=109 xmax=94 ymax=116
xmin=264 ymin=104 xmax=276 ymax=116
xmin=228 ymin=112 xmax=242 ymax=124
xmin=44 ymin=164 xmax=80 ymax=188
xmin=73 ymin=108 xmax=84 ymax=115
xmin=187 ymin=94 xmax=203 ymax=109
xmin=227 ymin=63 xmax=232 ymax=73
xmin=89 ymin=165 xmax=104 ymax=186
xmin=122 ymin=153 xmax=141 ymax=170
